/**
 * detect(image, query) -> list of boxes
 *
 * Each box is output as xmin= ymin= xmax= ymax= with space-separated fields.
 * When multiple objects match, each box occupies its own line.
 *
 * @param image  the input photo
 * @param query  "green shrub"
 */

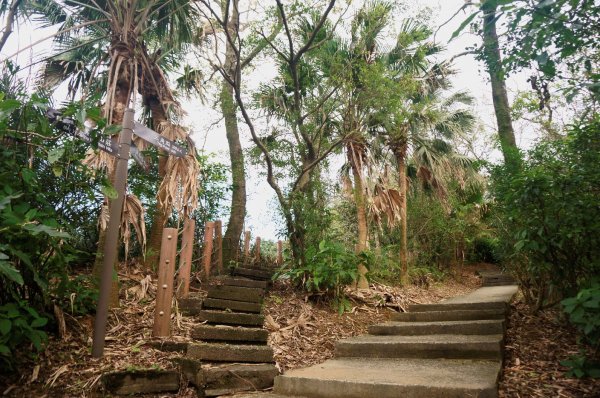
xmin=491 ymin=116 xmax=600 ymax=304
xmin=561 ymin=283 xmax=600 ymax=378
xmin=54 ymin=275 xmax=99 ymax=316
xmin=471 ymin=236 xmax=501 ymax=264
xmin=0 ymin=301 xmax=48 ymax=370
xmin=279 ymin=240 xmax=372 ymax=313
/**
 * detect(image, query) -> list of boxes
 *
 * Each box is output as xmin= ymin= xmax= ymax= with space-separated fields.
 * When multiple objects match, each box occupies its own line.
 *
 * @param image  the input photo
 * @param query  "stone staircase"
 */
xmin=177 ymin=266 xmax=279 ymax=397
xmin=242 ymin=283 xmax=519 ymax=398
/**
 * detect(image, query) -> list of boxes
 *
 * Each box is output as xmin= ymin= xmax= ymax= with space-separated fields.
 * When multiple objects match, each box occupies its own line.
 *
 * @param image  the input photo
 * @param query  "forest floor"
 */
xmin=1 ymin=263 xmax=598 ymax=397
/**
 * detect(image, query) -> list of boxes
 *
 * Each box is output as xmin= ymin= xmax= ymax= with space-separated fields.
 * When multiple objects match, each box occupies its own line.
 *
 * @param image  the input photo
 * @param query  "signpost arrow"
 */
xmin=47 ymin=109 xmax=151 ymax=172
xmin=133 ymin=122 xmax=187 ymax=158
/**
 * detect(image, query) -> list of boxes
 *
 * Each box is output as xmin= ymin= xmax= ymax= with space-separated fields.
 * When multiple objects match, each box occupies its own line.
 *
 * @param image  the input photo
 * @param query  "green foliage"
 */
xmin=471 ymin=236 xmax=501 ymax=264
xmin=54 ymin=275 xmax=98 ymax=316
xmin=279 ymin=240 xmax=371 ymax=312
xmin=0 ymin=301 xmax=48 ymax=370
xmin=491 ymin=117 xmax=600 ymax=303
xmin=560 ymin=283 xmax=600 ymax=378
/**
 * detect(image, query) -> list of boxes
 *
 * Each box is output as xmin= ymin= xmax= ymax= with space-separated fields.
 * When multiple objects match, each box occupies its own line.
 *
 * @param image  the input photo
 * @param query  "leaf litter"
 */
xmin=1 ymin=264 xmax=597 ymax=397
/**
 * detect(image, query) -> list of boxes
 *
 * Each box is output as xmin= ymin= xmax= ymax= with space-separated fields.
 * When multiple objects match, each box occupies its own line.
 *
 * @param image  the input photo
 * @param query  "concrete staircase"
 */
xmin=177 ymin=266 xmax=279 ymax=397
xmin=265 ymin=284 xmax=518 ymax=398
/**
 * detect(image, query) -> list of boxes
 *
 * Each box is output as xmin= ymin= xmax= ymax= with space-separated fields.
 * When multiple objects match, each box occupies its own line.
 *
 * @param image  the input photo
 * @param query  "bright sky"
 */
xmin=3 ymin=0 xmax=538 ymax=241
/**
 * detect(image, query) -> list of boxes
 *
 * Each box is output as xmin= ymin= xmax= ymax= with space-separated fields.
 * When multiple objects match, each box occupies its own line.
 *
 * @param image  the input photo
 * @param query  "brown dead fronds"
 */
xmin=158 ymin=153 xmax=200 ymax=215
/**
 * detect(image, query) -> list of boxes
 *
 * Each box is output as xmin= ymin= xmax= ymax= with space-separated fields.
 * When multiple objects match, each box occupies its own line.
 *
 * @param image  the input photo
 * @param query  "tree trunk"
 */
xmin=145 ymin=96 xmax=169 ymax=270
xmin=349 ymin=145 xmax=369 ymax=288
xmin=220 ymin=0 xmax=247 ymax=268
xmin=221 ymin=80 xmax=246 ymax=267
xmin=394 ymin=145 xmax=409 ymax=285
xmin=0 ymin=0 xmax=21 ymax=53
xmin=481 ymin=1 xmax=520 ymax=169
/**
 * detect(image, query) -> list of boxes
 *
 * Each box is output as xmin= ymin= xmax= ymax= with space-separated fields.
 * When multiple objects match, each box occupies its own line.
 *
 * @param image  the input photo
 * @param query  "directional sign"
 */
xmin=76 ymin=124 xmax=120 ymax=156
xmin=46 ymin=108 xmax=149 ymax=171
xmin=133 ymin=122 xmax=187 ymax=158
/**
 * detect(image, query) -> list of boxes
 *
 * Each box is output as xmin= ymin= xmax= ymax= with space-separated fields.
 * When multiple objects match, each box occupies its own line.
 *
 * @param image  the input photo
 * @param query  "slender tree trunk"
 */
xmin=394 ymin=144 xmax=409 ymax=285
xmin=481 ymin=1 xmax=520 ymax=169
xmin=0 ymin=0 xmax=22 ymax=53
xmin=221 ymin=80 xmax=246 ymax=267
xmin=348 ymin=145 xmax=369 ymax=288
xmin=145 ymin=97 xmax=169 ymax=270
xmin=220 ymin=0 xmax=247 ymax=268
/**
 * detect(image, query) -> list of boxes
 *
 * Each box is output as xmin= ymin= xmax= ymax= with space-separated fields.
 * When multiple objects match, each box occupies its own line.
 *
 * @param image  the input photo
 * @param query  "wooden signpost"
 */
xmin=48 ymin=108 xmax=190 ymax=356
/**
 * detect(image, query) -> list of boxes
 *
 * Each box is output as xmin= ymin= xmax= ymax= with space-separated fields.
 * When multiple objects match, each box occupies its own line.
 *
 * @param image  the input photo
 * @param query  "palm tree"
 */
xmin=37 ymin=0 xmax=201 ymax=302
xmin=385 ymin=76 xmax=476 ymax=283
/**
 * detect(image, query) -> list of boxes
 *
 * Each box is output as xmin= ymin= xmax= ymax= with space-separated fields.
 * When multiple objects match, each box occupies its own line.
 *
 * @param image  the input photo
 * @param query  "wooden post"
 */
xmin=214 ymin=220 xmax=223 ymax=274
xmin=243 ymin=231 xmax=251 ymax=257
xmin=153 ymin=228 xmax=178 ymax=337
xmin=177 ymin=218 xmax=195 ymax=298
xmin=255 ymin=237 xmax=261 ymax=262
xmin=277 ymin=240 xmax=283 ymax=265
xmin=202 ymin=222 xmax=215 ymax=278
xmin=92 ymin=108 xmax=134 ymax=357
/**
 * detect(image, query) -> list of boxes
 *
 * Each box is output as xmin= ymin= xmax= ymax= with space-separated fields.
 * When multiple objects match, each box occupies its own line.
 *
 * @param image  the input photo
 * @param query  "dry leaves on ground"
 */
xmin=499 ymin=301 xmax=600 ymax=398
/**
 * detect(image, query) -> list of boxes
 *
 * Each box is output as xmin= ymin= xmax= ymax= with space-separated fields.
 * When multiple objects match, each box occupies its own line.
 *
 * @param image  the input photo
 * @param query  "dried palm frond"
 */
xmin=121 ymin=194 xmax=146 ymax=261
xmin=158 ymin=154 xmax=200 ymax=215
xmin=98 ymin=195 xmax=147 ymax=260
xmin=83 ymin=149 xmax=115 ymax=174
xmin=368 ymin=182 xmax=403 ymax=228
xmin=98 ymin=204 xmax=109 ymax=231
xmin=157 ymin=121 xmax=188 ymax=141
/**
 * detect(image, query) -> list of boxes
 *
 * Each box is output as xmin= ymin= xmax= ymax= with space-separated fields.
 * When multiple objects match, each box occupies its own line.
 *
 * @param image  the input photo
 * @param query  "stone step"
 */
xmin=335 ymin=334 xmax=503 ymax=360
xmin=274 ymin=358 xmax=501 ymax=398
xmin=178 ymin=297 xmax=204 ymax=315
xmin=101 ymin=369 xmax=180 ymax=395
xmin=203 ymin=363 xmax=279 ymax=396
xmin=188 ymin=342 xmax=274 ymax=363
xmin=203 ymin=298 xmax=262 ymax=313
xmin=483 ymin=281 xmax=518 ymax=287
xmin=391 ymin=308 xmax=505 ymax=322
xmin=221 ymin=277 xmax=269 ymax=289
xmin=192 ymin=324 xmax=268 ymax=343
xmin=207 ymin=285 xmax=265 ymax=303
xmin=408 ymin=301 xmax=507 ymax=313
xmin=369 ymin=319 xmax=505 ymax=336
xmin=197 ymin=310 xmax=265 ymax=327
xmin=234 ymin=267 xmax=274 ymax=281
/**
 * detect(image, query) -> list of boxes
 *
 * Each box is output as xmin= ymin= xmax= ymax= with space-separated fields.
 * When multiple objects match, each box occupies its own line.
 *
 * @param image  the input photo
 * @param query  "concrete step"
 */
xmin=274 ymin=358 xmax=501 ymax=398
xmin=482 ymin=275 xmax=517 ymax=287
xmin=391 ymin=308 xmax=505 ymax=322
xmin=197 ymin=310 xmax=265 ymax=327
xmin=221 ymin=277 xmax=269 ymax=289
xmin=188 ymin=342 xmax=274 ymax=363
xmin=101 ymin=369 xmax=180 ymax=395
xmin=369 ymin=320 xmax=505 ymax=336
xmin=204 ymin=298 xmax=262 ymax=313
xmin=335 ymin=334 xmax=503 ymax=360
xmin=203 ymin=363 xmax=279 ymax=396
xmin=178 ymin=297 xmax=204 ymax=315
xmin=408 ymin=301 xmax=507 ymax=313
xmin=207 ymin=285 xmax=265 ymax=303
xmin=192 ymin=324 xmax=268 ymax=343
xmin=234 ymin=267 xmax=274 ymax=281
